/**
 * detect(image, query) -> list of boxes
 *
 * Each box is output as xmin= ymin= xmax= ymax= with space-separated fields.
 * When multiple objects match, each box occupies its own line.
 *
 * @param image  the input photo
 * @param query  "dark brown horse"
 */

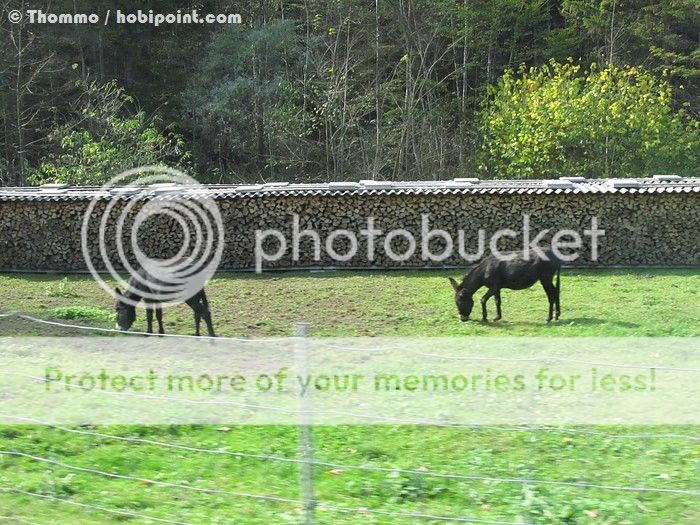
xmin=449 ymin=250 xmax=561 ymax=323
xmin=115 ymin=266 xmax=215 ymax=336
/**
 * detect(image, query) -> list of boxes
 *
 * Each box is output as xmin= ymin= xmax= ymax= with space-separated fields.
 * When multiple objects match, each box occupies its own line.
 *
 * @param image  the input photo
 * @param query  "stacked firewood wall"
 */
xmin=0 ymin=192 xmax=697 ymax=270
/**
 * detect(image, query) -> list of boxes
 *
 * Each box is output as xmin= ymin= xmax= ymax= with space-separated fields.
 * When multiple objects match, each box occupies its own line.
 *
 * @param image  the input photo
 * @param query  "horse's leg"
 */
xmin=202 ymin=308 xmax=215 ymax=337
xmin=480 ymin=288 xmax=497 ymax=322
xmin=555 ymin=271 xmax=561 ymax=320
xmin=540 ymin=278 xmax=556 ymax=323
xmin=190 ymin=302 xmax=202 ymax=335
xmin=145 ymin=306 xmax=154 ymax=334
xmin=493 ymin=289 xmax=503 ymax=321
xmin=185 ymin=292 xmax=202 ymax=335
xmin=155 ymin=308 xmax=164 ymax=335
xmin=201 ymin=293 xmax=216 ymax=337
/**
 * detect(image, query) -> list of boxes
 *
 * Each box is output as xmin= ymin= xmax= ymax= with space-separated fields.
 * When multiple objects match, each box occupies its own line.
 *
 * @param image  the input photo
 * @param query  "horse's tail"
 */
xmin=555 ymin=264 xmax=561 ymax=315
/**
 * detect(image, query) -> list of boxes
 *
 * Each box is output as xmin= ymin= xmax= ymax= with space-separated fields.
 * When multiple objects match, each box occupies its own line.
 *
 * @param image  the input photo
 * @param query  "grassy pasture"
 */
xmin=0 ymin=268 xmax=698 ymax=524
xmin=0 ymin=268 xmax=698 ymax=337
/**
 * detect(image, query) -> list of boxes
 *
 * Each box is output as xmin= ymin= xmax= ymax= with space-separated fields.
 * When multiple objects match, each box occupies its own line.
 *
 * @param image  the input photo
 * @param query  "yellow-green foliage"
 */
xmin=480 ymin=60 xmax=700 ymax=178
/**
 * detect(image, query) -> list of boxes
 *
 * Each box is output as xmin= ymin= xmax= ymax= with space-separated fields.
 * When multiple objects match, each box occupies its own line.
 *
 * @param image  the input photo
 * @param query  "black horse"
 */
xmin=115 ymin=266 xmax=215 ymax=337
xmin=449 ymin=249 xmax=561 ymax=323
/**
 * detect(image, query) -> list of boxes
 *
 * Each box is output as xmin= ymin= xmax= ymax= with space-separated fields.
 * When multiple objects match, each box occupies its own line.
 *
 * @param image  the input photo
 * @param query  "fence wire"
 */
xmin=5 ymin=369 xmax=700 ymax=442
xmin=0 ymin=516 xmax=44 ymax=525
xmin=4 ymin=312 xmax=699 ymax=371
xmin=1 ymin=414 xmax=695 ymax=497
xmin=0 ymin=487 xmax=197 ymax=525
xmin=0 ymin=452 xmax=513 ymax=524
xmin=0 ymin=311 xmax=698 ymax=524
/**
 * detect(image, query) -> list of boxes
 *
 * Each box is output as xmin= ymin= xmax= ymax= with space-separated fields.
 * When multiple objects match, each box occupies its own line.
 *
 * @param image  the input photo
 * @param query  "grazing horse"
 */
xmin=115 ymin=266 xmax=215 ymax=337
xmin=449 ymin=250 xmax=561 ymax=323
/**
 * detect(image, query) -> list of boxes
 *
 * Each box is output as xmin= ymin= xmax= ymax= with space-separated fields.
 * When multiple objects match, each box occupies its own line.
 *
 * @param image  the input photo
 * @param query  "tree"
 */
xmin=563 ymin=0 xmax=700 ymax=115
xmin=185 ymin=20 xmax=301 ymax=182
xmin=479 ymin=60 xmax=700 ymax=178
xmin=2 ymin=1 xmax=698 ymax=185
xmin=29 ymin=79 xmax=187 ymax=186
xmin=0 ymin=0 xmax=58 ymax=185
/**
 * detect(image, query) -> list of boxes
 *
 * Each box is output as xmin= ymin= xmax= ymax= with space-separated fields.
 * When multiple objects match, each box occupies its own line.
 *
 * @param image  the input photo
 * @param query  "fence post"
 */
xmin=294 ymin=322 xmax=315 ymax=524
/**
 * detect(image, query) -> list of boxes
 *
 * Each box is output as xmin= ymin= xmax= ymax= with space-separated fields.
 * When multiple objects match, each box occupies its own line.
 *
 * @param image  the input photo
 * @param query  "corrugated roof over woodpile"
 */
xmin=0 ymin=176 xmax=699 ymax=201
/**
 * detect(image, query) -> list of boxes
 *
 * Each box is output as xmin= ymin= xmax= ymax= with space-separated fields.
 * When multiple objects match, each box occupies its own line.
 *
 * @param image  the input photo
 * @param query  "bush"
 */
xmin=479 ymin=60 xmax=700 ymax=178
xmin=50 ymin=306 xmax=113 ymax=323
xmin=30 ymin=80 xmax=189 ymax=186
xmin=45 ymin=277 xmax=79 ymax=298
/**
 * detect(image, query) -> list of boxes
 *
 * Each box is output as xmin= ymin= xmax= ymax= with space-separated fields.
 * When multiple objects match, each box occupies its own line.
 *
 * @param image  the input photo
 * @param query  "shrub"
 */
xmin=479 ymin=60 xmax=700 ymax=178
xmin=50 ymin=306 xmax=113 ymax=323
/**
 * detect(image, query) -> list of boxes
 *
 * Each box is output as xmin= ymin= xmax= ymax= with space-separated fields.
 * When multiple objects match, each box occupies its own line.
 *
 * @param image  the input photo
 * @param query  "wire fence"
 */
xmin=6 ymin=312 xmax=700 ymax=371
xmin=0 ymin=312 xmax=698 ymax=524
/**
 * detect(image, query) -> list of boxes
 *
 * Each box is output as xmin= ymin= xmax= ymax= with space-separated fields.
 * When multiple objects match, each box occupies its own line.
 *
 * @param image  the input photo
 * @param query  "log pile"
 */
xmin=0 ymin=191 xmax=697 ymax=271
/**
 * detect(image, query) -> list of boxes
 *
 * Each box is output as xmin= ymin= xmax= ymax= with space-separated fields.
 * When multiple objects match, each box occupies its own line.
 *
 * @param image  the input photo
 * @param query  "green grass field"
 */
xmin=0 ymin=269 xmax=698 ymax=524
xmin=0 ymin=268 xmax=698 ymax=337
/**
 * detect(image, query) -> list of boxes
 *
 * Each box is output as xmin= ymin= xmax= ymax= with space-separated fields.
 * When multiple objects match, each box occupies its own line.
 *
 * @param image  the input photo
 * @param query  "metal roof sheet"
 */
xmin=0 ymin=177 xmax=698 ymax=202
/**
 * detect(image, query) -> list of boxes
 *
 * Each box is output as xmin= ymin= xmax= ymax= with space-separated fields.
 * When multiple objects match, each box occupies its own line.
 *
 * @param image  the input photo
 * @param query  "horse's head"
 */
xmin=449 ymin=278 xmax=473 ymax=322
xmin=114 ymin=287 xmax=136 ymax=331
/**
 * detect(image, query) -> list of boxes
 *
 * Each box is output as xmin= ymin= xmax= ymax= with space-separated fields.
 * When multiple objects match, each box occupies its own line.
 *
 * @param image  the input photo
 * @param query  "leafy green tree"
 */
xmin=563 ymin=0 xmax=700 ymax=114
xmin=185 ymin=20 xmax=301 ymax=181
xmin=2 ymin=1 xmax=698 ymax=185
xmin=29 ymin=79 xmax=187 ymax=185
xmin=479 ymin=60 xmax=700 ymax=178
